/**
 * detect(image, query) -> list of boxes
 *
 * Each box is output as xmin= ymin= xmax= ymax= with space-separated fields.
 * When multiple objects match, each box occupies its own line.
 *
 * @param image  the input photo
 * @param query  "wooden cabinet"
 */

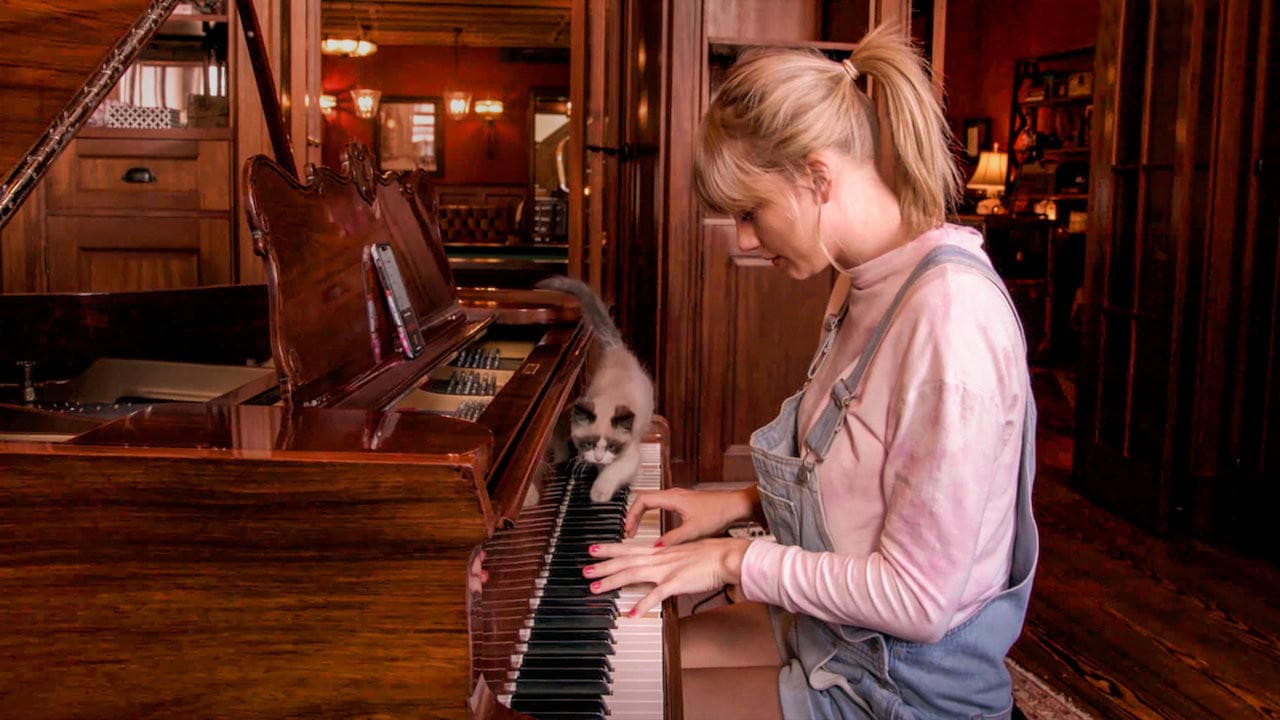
xmin=1076 ymin=0 xmax=1278 ymax=561
xmin=658 ymin=1 xmax=874 ymax=487
xmin=0 ymin=0 xmax=321 ymax=293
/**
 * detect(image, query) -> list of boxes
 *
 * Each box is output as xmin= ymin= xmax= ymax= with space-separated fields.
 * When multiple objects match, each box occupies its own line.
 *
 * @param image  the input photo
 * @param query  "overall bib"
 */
xmin=749 ymin=245 xmax=1039 ymax=720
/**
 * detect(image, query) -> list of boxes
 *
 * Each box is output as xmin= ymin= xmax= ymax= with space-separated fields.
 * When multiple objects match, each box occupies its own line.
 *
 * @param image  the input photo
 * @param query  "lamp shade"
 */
xmin=474 ymin=99 xmax=504 ymax=118
xmin=966 ymin=146 xmax=1008 ymax=195
xmin=446 ymin=90 xmax=472 ymax=119
xmin=350 ymin=88 xmax=381 ymax=120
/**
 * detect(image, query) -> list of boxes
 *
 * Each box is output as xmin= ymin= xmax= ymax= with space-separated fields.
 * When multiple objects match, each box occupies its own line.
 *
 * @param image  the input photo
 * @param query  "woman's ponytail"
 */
xmin=847 ymin=24 xmax=962 ymax=235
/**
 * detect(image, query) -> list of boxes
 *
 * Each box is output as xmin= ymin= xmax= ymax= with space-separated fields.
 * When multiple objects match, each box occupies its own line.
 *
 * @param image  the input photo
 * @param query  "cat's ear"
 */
xmin=571 ymin=399 xmax=596 ymax=425
xmin=611 ymin=406 xmax=635 ymax=433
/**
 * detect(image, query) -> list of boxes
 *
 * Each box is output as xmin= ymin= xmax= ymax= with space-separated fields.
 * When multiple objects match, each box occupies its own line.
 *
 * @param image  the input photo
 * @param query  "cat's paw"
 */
xmin=590 ymin=479 xmax=620 ymax=503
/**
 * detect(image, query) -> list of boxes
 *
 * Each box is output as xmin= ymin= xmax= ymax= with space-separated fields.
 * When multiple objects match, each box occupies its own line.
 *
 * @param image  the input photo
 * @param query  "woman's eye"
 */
xmin=737 ymin=209 xmax=756 ymax=223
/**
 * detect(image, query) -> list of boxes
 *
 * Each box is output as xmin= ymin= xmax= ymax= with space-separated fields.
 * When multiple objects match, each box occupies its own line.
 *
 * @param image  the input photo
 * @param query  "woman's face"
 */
xmin=732 ymin=182 xmax=827 ymax=279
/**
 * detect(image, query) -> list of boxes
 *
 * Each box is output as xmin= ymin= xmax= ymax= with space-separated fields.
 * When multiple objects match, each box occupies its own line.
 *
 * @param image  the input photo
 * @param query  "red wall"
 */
xmin=943 ymin=0 xmax=1100 ymax=151
xmin=322 ymin=46 xmax=569 ymax=185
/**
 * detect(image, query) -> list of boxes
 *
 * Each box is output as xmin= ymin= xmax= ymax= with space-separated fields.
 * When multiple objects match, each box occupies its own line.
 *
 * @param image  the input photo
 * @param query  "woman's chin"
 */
xmin=774 ymin=257 xmax=818 ymax=279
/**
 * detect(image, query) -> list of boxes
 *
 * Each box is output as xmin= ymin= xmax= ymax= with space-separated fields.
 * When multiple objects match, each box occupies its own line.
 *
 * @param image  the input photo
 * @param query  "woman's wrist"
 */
xmin=726 ymin=485 xmax=761 ymax=525
xmin=718 ymin=537 xmax=753 ymax=585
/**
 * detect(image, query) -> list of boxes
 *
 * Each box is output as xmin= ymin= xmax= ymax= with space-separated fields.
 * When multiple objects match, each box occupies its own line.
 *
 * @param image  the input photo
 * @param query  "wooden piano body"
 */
xmin=0 ymin=143 xmax=680 ymax=718
xmin=0 ymin=9 xmax=680 ymax=708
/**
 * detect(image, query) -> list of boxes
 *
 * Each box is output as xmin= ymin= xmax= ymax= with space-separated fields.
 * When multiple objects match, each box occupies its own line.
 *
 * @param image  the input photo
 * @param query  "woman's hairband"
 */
xmin=842 ymin=58 xmax=860 ymax=81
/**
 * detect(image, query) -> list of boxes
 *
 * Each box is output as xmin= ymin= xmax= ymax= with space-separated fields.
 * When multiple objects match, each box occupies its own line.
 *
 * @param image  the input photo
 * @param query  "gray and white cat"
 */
xmin=537 ymin=276 xmax=654 ymax=503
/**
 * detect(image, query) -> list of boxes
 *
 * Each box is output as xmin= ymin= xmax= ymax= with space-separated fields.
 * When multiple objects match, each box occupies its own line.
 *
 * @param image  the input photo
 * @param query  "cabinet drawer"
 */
xmin=46 ymin=215 xmax=232 ymax=292
xmin=47 ymin=138 xmax=231 ymax=212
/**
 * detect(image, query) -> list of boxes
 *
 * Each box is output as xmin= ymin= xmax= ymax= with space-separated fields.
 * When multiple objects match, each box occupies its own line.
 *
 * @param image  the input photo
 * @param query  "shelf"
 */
xmin=78 ymin=127 xmax=232 ymax=140
xmin=1019 ymin=96 xmax=1093 ymax=108
xmin=164 ymin=13 xmax=228 ymax=25
xmin=1042 ymin=147 xmax=1091 ymax=158
xmin=708 ymin=38 xmax=858 ymax=63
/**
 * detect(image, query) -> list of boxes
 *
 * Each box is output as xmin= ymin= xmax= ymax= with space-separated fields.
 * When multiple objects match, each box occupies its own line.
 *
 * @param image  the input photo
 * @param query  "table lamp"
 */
xmin=967 ymin=144 xmax=1008 ymax=215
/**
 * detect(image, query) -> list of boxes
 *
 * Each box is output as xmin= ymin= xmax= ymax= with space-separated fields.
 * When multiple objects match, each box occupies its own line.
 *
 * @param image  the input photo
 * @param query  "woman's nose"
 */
xmin=735 ymin=222 xmax=760 ymax=252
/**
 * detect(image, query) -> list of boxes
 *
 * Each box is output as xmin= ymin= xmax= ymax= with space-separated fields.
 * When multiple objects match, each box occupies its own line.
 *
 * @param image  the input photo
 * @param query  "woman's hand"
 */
xmin=624 ymin=486 xmax=759 ymax=546
xmin=583 ymin=537 xmax=753 ymax=618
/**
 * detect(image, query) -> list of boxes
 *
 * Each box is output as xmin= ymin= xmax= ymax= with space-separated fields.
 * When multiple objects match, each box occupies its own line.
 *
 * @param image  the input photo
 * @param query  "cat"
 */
xmin=536 ymin=276 xmax=654 ymax=503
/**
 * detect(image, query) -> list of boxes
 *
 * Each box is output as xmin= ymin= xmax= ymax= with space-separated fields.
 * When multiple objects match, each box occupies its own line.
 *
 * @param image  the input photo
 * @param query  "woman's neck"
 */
xmin=824 ymin=162 xmax=913 ymax=270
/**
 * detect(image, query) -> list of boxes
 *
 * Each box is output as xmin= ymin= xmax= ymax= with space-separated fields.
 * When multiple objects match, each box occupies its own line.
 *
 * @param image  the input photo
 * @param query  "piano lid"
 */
xmin=0 ymin=0 xmax=177 ymax=228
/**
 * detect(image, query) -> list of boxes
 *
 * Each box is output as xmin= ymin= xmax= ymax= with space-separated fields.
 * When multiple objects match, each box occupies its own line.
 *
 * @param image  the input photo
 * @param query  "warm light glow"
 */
xmin=474 ymin=99 xmax=504 ymax=118
xmin=319 ymin=93 xmax=338 ymax=116
xmin=446 ymin=91 xmax=472 ymax=119
xmin=966 ymin=144 xmax=1008 ymax=195
xmin=321 ymin=37 xmax=378 ymax=57
xmin=350 ymin=88 xmax=381 ymax=119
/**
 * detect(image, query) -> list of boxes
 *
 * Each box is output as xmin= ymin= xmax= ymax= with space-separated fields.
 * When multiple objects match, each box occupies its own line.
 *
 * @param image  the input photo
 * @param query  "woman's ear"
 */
xmin=805 ymin=154 xmax=833 ymax=204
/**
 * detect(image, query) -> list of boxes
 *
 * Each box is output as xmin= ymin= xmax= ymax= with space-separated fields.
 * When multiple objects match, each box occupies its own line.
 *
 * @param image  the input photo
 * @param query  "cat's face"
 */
xmin=569 ymin=399 xmax=635 ymax=465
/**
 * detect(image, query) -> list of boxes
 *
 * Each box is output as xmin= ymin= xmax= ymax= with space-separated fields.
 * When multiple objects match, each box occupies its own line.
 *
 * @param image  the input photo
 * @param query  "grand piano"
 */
xmin=0 ymin=2 xmax=680 ymax=717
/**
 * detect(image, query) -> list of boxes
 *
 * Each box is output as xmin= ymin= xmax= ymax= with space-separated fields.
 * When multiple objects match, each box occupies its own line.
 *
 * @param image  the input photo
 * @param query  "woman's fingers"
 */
xmin=627 ymin=583 xmax=670 ymax=618
xmin=588 ymin=542 xmax=658 ymax=559
xmin=623 ymin=490 xmax=686 ymax=537
xmin=589 ymin=564 xmax=652 ymax=594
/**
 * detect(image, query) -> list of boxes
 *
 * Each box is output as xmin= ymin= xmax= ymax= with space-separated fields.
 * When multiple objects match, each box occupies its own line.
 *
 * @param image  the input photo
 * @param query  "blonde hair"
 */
xmin=694 ymin=24 xmax=961 ymax=237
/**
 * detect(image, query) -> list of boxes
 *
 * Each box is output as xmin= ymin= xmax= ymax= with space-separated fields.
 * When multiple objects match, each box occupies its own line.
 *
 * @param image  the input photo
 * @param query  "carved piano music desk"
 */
xmin=0 ymin=140 xmax=680 ymax=718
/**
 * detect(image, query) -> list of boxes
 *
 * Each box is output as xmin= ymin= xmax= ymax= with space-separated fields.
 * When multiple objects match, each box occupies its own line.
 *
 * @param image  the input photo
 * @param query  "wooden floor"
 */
xmin=1013 ymin=370 xmax=1280 ymax=719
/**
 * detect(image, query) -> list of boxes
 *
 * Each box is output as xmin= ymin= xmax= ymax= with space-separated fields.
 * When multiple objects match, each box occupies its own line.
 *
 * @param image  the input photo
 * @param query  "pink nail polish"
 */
xmin=583 ymin=566 xmax=594 ymax=577
xmin=653 ymin=540 xmax=664 ymax=548
xmin=590 ymin=581 xmax=601 ymax=592
xmin=588 ymin=544 xmax=599 ymax=555
xmin=628 ymin=608 xmax=637 ymax=617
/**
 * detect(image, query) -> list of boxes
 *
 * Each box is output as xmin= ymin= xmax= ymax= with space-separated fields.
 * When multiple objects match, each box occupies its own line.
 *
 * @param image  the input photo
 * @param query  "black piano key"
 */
xmin=539 ymin=585 xmax=618 ymax=599
xmin=522 ymin=639 xmax=614 ymax=656
xmin=518 ymin=655 xmax=612 ymax=673
xmin=524 ymin=609 xmax=614 ymax=627
xmin=527 ymin=628 xmax=612 ymax=643
xmin=510 ymin=696 xmax=608 ymax=716
xmin=512 ymin=678 xmax=610 ymax=696
xmin=529 ymin=599 xmax=609 ymax=617
xmin=512 ymin=661 xmax=606 ymax=676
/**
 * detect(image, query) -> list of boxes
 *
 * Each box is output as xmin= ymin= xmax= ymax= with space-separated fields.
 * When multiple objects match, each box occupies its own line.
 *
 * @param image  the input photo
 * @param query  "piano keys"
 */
xmin=475 ymin=438 xmax=673 ymax=720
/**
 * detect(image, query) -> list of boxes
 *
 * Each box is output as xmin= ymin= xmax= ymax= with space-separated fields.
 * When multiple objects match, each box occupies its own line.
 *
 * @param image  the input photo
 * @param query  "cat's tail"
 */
xmin=535 ymin=276 xmax=622 ymax=348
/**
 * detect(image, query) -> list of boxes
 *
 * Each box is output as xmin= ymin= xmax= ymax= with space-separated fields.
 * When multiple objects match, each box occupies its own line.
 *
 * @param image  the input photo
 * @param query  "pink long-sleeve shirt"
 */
xmin=739 ymin=224 xmax=1028 ymax=644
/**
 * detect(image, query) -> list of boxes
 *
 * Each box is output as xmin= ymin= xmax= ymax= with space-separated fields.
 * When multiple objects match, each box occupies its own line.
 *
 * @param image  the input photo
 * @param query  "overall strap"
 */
xmin=804 ymin=274 xmax=853 ymax=383
xmin=803 ymin=244 xmax=1023 ymax=462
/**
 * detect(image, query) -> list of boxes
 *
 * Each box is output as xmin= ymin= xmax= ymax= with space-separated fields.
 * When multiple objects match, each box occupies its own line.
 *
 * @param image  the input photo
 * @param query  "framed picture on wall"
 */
xmin=375 ymin=96 xmax=443 ymax=176
xmin=963 ymin=118 xmax=991 ymax=160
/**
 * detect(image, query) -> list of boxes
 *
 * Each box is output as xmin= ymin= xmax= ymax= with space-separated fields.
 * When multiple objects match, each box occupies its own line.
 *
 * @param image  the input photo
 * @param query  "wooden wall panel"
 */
xmin=705 ymin=0 xmax=820 ymax=40
xmin=0 ymin=0 xmax=153 ymax=180
xmin=0 ymin=183 xmax=46 ymax=292
xmin=697 ymin=220 xmax=831 ymax=483
xmin=1078 ymin=0 xmax=1279 ymax=561
xmin=46 ymin=216 xmax=231 ymax=292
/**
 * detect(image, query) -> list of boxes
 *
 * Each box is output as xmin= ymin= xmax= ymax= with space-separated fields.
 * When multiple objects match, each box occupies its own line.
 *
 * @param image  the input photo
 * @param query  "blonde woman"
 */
xmin=582 ymin=24 xmax=1038 ymax=720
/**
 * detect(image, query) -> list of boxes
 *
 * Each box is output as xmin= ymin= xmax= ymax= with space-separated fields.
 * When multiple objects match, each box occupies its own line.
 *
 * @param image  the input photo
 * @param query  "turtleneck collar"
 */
xmin=844 ymin=223 xmax=982 ymax=294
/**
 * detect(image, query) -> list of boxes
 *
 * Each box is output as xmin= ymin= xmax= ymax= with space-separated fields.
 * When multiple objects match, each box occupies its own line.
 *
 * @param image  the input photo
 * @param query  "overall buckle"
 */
xmin=831 ymin=380 xmax=855 ymax=408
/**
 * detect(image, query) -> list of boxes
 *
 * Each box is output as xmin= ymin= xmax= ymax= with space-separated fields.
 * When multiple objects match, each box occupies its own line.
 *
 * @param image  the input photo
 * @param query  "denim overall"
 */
xmin=749 ymin=245 xmax=1039 ymax=720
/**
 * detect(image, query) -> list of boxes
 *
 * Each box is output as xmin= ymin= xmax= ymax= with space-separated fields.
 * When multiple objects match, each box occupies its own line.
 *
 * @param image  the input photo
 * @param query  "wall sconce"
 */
xmin=446 ymin=90 xmax=472 ymax=120
xmin=474 ymin=99 xmax=504 ymax=120
xmin=966 ymin=143 xmax=1009 ymax=215
xmin=319 ymin=93 xmax=338 ymax=117
xmin=349 ymin=88 xmax=382 ymax=120
xmin=475 ymin=98 xmax=503 ymax=158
